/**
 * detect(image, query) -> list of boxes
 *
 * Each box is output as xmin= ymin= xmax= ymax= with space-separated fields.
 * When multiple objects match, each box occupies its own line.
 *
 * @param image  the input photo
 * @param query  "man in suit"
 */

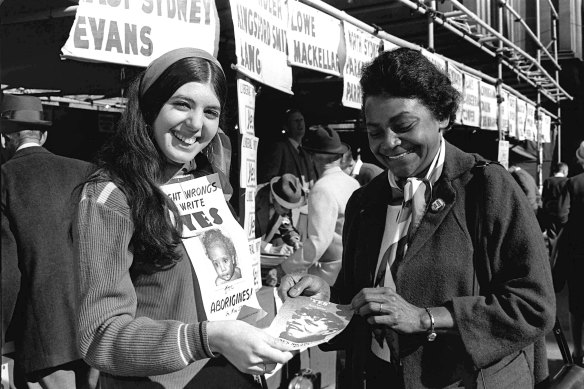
xmin=257 ymin=109 xmax=318 ymax=191
xmin=1 ymin=94 xmax=96 ymax=388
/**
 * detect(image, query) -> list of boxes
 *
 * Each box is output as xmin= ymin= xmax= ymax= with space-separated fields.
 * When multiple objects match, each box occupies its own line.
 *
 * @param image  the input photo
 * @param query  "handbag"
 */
xmin=549 ymin=317 xmax=584 ymax=389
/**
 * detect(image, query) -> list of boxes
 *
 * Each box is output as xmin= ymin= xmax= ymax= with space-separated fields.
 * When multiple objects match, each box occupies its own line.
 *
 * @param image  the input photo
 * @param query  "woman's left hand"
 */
xmin=351 ymin=287 xmax=427 ymax=334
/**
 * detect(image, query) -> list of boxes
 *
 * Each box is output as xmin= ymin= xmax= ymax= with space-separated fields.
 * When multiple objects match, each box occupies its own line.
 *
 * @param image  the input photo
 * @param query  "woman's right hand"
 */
xmin=206 ymin=320 xmax=294 ymax=375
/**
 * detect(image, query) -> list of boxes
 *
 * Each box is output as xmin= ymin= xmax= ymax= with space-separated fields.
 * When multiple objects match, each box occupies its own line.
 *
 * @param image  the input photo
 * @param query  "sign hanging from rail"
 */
xmin=341 ymin=22 xmax=382 ymax=110
xmin=479 ymin=81 xmax=497 ymax=131
xmin=525 ymin=103 xmax=537 ymax=142
xmin=500 ymin=89 xmax=509 ymax=135
xmin=61 ymin=0 xmax=219 ymax=66
xmin=461 ymin=72 xmax=480 ymax=127
xmin=287 ymin=0 xmax=343 ymax=77
xmin=237 ymin=78 xmax=257 ymax=135
xmin=230 ymin=0 xmax=293 ymax=94
xmin=422 ymin=50 xmax=447 ymax=74
xmin=447 ymin=63 xmax=463 ymax=124
xmin=508 ymin=93 xmax=517 ymax=138
xmin=516 ymin=99 xmax=527 ymax=140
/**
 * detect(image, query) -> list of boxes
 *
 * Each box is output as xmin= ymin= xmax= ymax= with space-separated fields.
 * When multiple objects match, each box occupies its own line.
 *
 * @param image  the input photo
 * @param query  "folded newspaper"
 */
xmin=265 ymin=296 xmax=353 ymax=350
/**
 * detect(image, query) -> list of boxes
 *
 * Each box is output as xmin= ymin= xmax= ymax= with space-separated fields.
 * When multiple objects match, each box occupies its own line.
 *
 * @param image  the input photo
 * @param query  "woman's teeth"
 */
xmin=172 ymin=130 xmax=197 ymax=145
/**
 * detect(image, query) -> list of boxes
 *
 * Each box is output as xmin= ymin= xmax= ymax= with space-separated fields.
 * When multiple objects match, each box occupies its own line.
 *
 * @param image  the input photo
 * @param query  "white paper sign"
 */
xmin=244 ymin=187 xmax=256 ymax=240
xmin=479 ymin=81 xmax=498 ymax=131
xmin=540 ymin=113 xmax=552 ymax=143
xmin=265 ymin=296 xmax=353 ymax=350
xmin=248 ymin=238 xmax=262 ymax=292
xmin=230 ymin=0 xmax=293 ymax=94
xmin=447 ymin=63 xmax=464 ymax=124
xmin=498 ymin=140 xmax=510 ymax=170
xmin=422 ymin=49 xmax=447 ymax=73
xmin=237 ymin=78 xmax=256 ymax=135
xmin=61 ymin=0 xmax=219 ymax=66
xmin=462 ymin=73 xmax=480 ymax=127
xmin=287 ymin=0 xmax=342 ymax=76
xmin=382 ymin=39 xmax=399 ymax=52
xmin=508 ymin=94 xmax=517 ymax=138
xmin=525 ymin=103 xmax=537 ymax=141
xmin=516 ymin=99 xmax=527 ymax=140
xmin=500 ymin=89 xmax=509 ymax=134
xmin=240 ymin=134 xmax=259 ymax=189
xmin=160 ymin=174 xmax=261 ymax=320
xmin=341 ymin=22 xmax=382 ymax=109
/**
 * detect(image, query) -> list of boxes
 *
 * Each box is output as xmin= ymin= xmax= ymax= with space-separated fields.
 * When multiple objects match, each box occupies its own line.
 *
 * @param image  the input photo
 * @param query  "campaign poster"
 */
xmin=540 ymin=113 xmax=552 ymax=143
xmin=265 ymin=296 xmax=353 ymax=350
xmin=248 ymin=238 xmax=262 ymax=292
xmin=244 ymin=187 xmax=256 ymax=240
xmin=160 ymin=174 xmax=262 ymax=320
xmin=230 ymin=0 xmax=292 ymax=94
xmin=461 ymin=73 xmax=480 ymax=127
xmin=525 ymin=103 xmax=537 ymax=141
xmin=508 ymin=93 xmax=517 ymax=138
xmin=500 ymin=89 xmax=509 ymax=135
xmin=447 ymin=63 xmax=464 ymax=124
xmin=287 ymin=0 xmax=343 ymax=76
xmin=240 ymin=133 xmax=259 ymax=189
xmin=516 ymin=99 xmax=527 ymax=140
xmin=341 ymin=22 xmax=382 ymax=109
xmin=237 ymin=78 xmax=256 ymax=135
xmin=61 ymin=0 xmax=219 ymax=66
xmin=479 ymin=81 xmax=498 ymax=131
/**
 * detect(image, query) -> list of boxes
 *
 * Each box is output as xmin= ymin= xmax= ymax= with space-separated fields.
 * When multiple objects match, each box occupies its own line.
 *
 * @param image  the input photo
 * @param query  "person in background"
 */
xmin=255 ymin=173 xmax=305 ymax=256
xmin=556 ymin=141 xmax=584 ymax=367
xmin=75 ymin=48 xmax=293 ymax=388
xmin=341 ymin=147 xmax=384 ymax=186
xmin=1 ymin=94 xmax=96 ymax=388
xmin=279 ymin=48 xmax=555 ymax=389
xmin=539 ymin=162 xmax=569 ymax=263
xmin=257 ymin=108 xmax=318 ymax=191
xmin=509 ymin=164 xmax=542 ymax=213
xmin=282 ymin=126 xmax=359 ymax=286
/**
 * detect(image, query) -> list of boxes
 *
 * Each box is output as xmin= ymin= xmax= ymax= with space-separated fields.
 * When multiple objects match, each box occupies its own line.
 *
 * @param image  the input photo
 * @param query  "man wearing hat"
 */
xmin=255 ymin=173 xmax=306 ymax=256
xmin=1 ymin=94 xmax=96 ymax=388
xmin=282 ymin=125 xmax=359 ymax=286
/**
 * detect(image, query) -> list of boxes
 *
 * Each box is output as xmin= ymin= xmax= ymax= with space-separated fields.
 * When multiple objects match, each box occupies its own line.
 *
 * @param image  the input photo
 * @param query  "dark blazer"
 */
xmin=540 ymin=175 xmax=569 ymax=230
xmin=257 ymin=138 xmax=318 ymax=186
xmin=558 ymin=173 xmax=584 ymax=254
xmin=1 ymin=146 xmax=93 ymax=374
xmin=329 ymin=142 xmax=555 ymax=388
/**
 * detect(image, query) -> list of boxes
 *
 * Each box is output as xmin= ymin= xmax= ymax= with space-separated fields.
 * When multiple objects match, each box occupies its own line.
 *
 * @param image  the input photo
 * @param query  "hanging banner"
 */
xmin=479 ymin=81 xmax=497 ymax=131
xmin=341 ymin=22 xmax=382 ymax=109
xmin=540 ymin=113 xmax=552 ymax=143
xmin=382 ymin=39 xmax=399 ymax=52
xmin=516 ymin=99 xmax=527 ymax=140
xmin=461 ymin=73 xmax=480 ymax=127
xmin=237 ymin=78 xmax=256 ymax=135
xmin=61 ymin=0 xmax=219 ymax=66
xmin=497 ymin=140 xmax=510 ymax=170
xmin=248 ymin=238 xmax=262 ymax=292
xmin=287 ymin=0 xmax=342 ymax=76
xmin=244 ymin=187 xmax=256 ymax=240
xmin=500 ymin=89 xmax=509 ymax=135
xmin=508 ymin=93 xmax=517 ymax=138
xmin=230 ymin=0 xmax=293 ymax=94
xmin=240 ymin=134 xmax=259 ymax=189
xmin=421 ymin=49 xmax=447 ymax=73
xmin=447 ymin=63 xmax=464 ymax=124
xmin=160 ymin=174 xmax=262 ymax=320
xmin=525 ymin=103 xmax=537 ymax=141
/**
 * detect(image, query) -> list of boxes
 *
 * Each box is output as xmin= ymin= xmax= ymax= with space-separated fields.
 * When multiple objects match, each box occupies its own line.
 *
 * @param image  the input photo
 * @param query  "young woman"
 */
xmin=75 ymin=48 xmax=292 ymax=388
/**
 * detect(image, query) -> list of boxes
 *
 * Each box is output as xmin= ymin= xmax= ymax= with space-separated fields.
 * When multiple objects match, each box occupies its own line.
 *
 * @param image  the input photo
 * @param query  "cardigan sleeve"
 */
xmin=451 ymin=165 xmax=555 ymax=369
xmin=75 ymin=182 xmax=211 ymax=377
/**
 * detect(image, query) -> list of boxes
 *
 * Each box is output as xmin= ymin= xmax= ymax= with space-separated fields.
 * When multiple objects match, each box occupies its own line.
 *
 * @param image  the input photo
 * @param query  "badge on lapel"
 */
xmin=430 ymin=198 xmax=445 ymax=213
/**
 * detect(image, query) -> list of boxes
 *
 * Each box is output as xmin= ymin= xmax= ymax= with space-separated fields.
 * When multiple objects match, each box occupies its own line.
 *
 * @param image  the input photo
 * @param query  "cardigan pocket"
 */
xmin=477 ymin=350 xmax=533 ymax=389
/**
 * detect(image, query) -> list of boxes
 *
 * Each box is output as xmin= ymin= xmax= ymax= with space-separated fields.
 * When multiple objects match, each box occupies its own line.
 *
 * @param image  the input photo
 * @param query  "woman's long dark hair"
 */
xmin=90 ymin=57 xmax=226 ymax=274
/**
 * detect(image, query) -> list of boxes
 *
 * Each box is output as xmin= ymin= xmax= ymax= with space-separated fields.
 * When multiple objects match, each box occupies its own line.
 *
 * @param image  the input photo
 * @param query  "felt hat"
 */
xmin=1 ymin=94 xmax=51 ymax=133
xmin=576 ymin=141 xmax=584 ymax=164
xmin=302 ymin=125 xmax=349 ymax=155
xmin=270 ymin=174 xmax=305 ymax=209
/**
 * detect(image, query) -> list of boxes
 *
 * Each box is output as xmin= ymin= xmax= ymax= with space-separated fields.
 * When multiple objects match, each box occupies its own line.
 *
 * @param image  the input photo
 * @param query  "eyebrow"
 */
xmin=171 ymin=94 xmax=221 ymax=110
xmin=367 ymin=111 xmax=416 ymax=128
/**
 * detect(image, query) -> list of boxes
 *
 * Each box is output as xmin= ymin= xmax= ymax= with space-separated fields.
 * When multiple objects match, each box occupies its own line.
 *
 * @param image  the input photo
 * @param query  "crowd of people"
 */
xmin=1 ymin=45 xmax=583 ymax=389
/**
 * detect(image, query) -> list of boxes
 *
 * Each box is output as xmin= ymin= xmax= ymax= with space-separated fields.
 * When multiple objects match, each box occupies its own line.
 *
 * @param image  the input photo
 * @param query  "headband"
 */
xmin=139 ymin=47 xmax=224 ymax=97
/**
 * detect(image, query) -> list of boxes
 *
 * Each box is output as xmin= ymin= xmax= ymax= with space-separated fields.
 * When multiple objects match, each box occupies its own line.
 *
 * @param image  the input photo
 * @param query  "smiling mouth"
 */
xmin=171 ymin=129 xmax=198 ymax=145
xmin=387 ymin=149 xmax=413 ymax=160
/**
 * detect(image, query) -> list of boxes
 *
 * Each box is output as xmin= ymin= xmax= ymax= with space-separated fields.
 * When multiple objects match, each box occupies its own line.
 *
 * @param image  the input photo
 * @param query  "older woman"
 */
xmin=280 ymin=48 xmax=555 ymax=388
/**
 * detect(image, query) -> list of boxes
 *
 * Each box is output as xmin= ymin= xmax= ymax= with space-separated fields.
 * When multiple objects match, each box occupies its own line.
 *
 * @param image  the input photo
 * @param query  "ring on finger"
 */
xmin=262 ymin=363 xmax=266 ymax=373
xmin=379 ymin=303 xmax=383 ymax=313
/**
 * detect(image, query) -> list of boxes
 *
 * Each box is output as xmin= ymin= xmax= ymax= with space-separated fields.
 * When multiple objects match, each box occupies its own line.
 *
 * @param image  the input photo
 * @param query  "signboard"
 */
xmin=525 ymin=103 xmax=537 ymax=141
xmin=447 ymin=63 xmax=464 ymax=124
xmin=240 ymin=134 xmax=259 ymax=189
xmin=498 ymin=140 xmax=510 ymax=170
xmin=508 ymin=94 xmax=517 ymax=138
xmin=382 ymin=39 xmax=399 ymax=52
xmin=422 ymin=49 xmax=447 ymax=73
xmin=461 ymin=73 xmax=480 ymax=127
xmin=500 ymin=89 xmax=509 ymax=135
xmin=230 ymin=0 xmax=293 ymax=94
xmin=479 ymin=81 xmax=498 ymax=131
xmin=341 ymin=22 xmax=382 ymax=109
xmin=61 ymin=0 xmax=219 ymax=66
xmin=248 ymin=238 xmax=262 ymax=292
xmin=540 ymin=113 xmax=552 ymax=143
xmin=287 ymin=0 xmax=342 ymax=76
xmin=237 ymin=78 xmax=256 ymax=135
xmin=516 ymin=99 xmax=527 ymax=140
xmin=160 ymin=174 xmax=262 ymax=320
xmin=243 ymin=187 xmax=256 ymax=240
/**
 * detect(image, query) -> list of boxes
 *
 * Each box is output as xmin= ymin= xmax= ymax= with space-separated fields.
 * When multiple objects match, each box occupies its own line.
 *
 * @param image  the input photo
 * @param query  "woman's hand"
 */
xmin=270 ymin=244 xmax=294 ymax=256
xmin=278 ymin=273 xmax=330 ymax=302
xmin=351 ymin=287 xmax=428 ymax=334
xmin=207 ymin=320 xmax=294 ymax=375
